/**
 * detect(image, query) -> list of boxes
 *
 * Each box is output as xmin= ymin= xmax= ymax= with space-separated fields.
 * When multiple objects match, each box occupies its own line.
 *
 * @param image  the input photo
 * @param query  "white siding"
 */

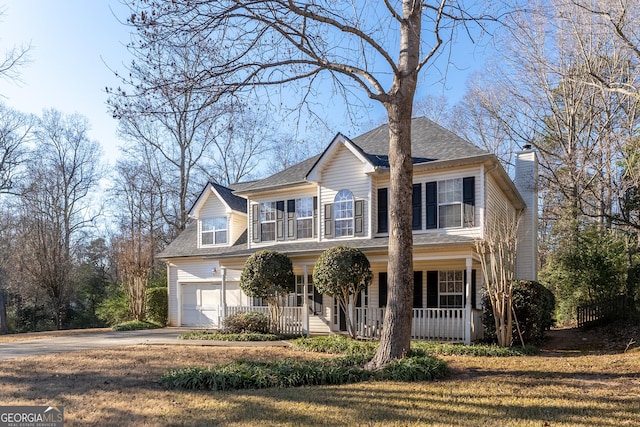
xmin=514 ymin=150 xmax=538 ymax=281
xmin=373 ymin=166 xmax=482 ymax=238
xmin=248 ymin=187 xmax=317 ymax=248
xmin=230 ymin=213 xmax=246 ymax=245
xmin=167 ymin=258 xmax=244 ymax=326
xmin=319 ymin=143 xmax=370 ymax=238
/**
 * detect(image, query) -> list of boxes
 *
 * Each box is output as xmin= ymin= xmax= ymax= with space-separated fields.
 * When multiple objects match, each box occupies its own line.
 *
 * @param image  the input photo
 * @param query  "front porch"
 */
xmin=223 ymin=305 xmax=483 ymax=343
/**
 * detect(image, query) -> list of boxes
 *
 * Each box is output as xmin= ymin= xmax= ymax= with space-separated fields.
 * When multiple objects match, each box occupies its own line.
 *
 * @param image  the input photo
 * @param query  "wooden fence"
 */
xmin=577 ymin=295 xmax=631 ymax=328
xmin=226 ymin=306 xmax=304 ymax=334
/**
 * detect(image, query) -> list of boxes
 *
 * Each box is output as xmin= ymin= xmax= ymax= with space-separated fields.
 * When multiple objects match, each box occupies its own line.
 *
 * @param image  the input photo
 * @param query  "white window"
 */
xmin=438 ymin=178 xmax=462 ymax=228
xmin=296 ymin=197 xmax=313 ymax=239
xmin=334 ymin=189 xmax=353 ymax=237
xmin=438 ymin=270 xmax=464 ymax=308
xmin=260 ymin=202 xmax=276 ymax=241
xmin=201 ymin=217 xmax=227 ymax=245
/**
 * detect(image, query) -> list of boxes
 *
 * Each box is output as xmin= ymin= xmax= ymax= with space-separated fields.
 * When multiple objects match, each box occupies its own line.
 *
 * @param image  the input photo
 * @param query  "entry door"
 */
xmin=182 ymin=284 xmax=221 ymax=327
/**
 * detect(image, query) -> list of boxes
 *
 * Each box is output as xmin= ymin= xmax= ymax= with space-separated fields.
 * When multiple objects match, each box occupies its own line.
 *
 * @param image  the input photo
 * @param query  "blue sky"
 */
xmin=0 ymin=1 xmax=489 ymax=166
xmin=0 ymin=0 xmax=131 ymax=162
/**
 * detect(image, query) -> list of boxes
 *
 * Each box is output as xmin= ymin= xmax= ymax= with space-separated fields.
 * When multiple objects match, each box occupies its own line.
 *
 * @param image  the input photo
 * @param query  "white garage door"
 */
xmin=181 ymin=284 xmax=221 ymax=327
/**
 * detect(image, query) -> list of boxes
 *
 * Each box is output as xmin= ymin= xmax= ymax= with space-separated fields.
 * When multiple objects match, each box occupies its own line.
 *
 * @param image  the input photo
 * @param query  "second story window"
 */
xmin=334 ymin=189 xmax=354 ymax=237
xmin=260 ymin=201 xmax=276 ymax=241
xmin=296 ymin=197 xmax=313 ymax=239
xmin=201 ymin=217 xmax=227 ymax=245
xmin=438 ymin=178 xmax=463 ymax=228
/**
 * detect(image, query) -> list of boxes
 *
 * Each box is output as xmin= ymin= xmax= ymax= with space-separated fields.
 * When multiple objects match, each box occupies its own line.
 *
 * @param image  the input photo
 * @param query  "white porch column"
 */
xmin=221 ymin=267 xmax=227 ymax=322
xmin=302 ymin=265 xmax=309 ymax=336
xmin=465 ymin=257 xmax=472 ymax=344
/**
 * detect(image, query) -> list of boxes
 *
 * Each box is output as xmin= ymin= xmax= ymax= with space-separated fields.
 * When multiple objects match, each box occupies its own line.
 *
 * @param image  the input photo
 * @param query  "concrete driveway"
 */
xmin=0 ymin=328 xmax=194 ymax=360
xmin=0 ymin=328 xmax=291 ymax=360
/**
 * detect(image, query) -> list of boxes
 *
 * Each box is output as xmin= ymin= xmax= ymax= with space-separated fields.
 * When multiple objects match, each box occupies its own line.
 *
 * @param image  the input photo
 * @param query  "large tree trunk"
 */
xmin=367 ymin=2 xmax=420 ymax=369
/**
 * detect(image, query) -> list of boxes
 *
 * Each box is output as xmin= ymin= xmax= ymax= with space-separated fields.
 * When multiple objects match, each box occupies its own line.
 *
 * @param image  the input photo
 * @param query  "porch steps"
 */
xmin=308 ymin=315 xmax=332 ymax=334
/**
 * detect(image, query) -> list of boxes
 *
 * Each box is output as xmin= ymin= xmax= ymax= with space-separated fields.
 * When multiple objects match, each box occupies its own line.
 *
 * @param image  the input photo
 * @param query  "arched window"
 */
xmin=334 ymin=189 xmax=354 ymax=237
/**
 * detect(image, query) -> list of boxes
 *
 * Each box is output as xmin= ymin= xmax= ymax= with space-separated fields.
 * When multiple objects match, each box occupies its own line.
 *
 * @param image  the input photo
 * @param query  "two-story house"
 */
xmin=158 ymin=117 xmax=538 ymax=343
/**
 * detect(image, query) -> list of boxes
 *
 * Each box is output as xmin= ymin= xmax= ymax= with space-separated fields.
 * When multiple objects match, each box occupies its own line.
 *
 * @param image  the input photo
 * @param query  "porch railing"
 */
xmin=225 ymin=305 xmax=304 ymax=335
xmin=355 ymin=307 xmax=467 ymax=342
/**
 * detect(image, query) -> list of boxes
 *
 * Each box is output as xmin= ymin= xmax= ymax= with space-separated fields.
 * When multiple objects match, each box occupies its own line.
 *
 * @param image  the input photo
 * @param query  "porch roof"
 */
xmin=157 ymin=222 xmax=475 ymax=260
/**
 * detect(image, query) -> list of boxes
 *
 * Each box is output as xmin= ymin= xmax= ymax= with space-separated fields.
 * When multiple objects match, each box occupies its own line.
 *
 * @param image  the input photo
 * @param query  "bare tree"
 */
xmin=110 ymin=159 xmax=164 ymax=320
xmin=109 ymin=27 xmax=274 ymax=232
xmin=475 ymin=213 xmax=520 ymax=347
xmin=0 ymin=7 xmax=30 ymax=86
xmin=125 ymin=0 xmax=497 ymax=368
xmin=17 ymin=109 xmax=103 ymax=329
xmin=0 ymin=103 xmax=32 ymax=195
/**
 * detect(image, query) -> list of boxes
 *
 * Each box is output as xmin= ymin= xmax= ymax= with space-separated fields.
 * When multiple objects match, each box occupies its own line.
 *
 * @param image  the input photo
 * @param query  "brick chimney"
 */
xmin=514 ymin=145 xmax=538 ymax=281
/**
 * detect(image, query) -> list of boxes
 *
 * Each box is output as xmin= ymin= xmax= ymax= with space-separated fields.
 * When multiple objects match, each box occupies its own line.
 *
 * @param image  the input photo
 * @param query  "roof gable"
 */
xmin=189 ymin=182 xmax=247 ymax=217
xmin=306 ymin=133 xmax=376 ymax=182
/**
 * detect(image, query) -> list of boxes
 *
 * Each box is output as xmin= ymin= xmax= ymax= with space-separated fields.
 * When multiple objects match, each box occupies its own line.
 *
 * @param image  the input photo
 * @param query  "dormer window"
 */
xmin=334 ymin=189 xmax=354 ymax=237
xmin=201 ymin=217 xmax=227 ymax=245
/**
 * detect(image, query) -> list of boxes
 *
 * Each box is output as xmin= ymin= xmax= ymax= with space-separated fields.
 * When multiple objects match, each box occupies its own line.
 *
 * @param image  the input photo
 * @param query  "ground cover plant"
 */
xmin=111 ymin=320 xmax=163 ymax=331
xmin=164 ymin=334 xmax=447 ymax=390
xmin=0 ymin=328 xmax=638 ymax=426
xmin=179 ymin=331 xmax=301 ymax=341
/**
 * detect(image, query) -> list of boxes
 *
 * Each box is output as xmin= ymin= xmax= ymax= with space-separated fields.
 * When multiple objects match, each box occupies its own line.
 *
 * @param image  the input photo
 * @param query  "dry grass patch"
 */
xmin=0 ymin=328 xmax=111 ymax=343
xmin=0 ymin=343 xmax=639 ymax=426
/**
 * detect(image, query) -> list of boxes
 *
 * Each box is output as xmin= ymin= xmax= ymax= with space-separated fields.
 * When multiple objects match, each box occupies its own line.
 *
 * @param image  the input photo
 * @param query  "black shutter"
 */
xmin=426 ymin=270 xmax=438 ymax=308
xmin=412 ymin=183 xmax=422 ymax=230
xmin=378 ymin=272 xmax=388 ymax=307
xmin=413 ymin=271 xmax=423 ymax=308
xmin=276 ymin=200 xmax=285 ymax=240
xmin=354 ymin=200 xmax=364 ymax=236
xmin=324 ymin=203 xmax=333 ymax=237
xmin=377 ymin=188 xmax=388 ymax=233
xmin=287 ymin=199 xmax=296 ymax=239
xmin=252 ymin=204 xmax=260 ymax=243
xmin=313 ymin=196 xmax=318 ymax=237
xmin=463 ymin=176 xmax=475 ymax=227
xmin=472 ymin=269 xmax=477 ymax=309
xmin=425 ymin=181 xmax=437 ymax=229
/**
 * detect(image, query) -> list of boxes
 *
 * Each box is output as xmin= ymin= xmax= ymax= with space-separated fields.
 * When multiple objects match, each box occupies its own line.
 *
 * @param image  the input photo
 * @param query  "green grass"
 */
xmin=111 ymin=320 xmax=162 ymax=331
xmin=413 ymin=341 xmax=539 ymax=356
xmin=159 ymin=353 xmax=447 ymax=391
xmin=179 ymin=331 xmax=302 ymax=341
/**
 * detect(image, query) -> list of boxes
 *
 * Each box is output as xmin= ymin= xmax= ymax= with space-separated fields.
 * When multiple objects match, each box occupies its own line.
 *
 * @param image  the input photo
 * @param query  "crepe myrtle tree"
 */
xmin=313 ymin=246 xmax=372 ymax=338
xmin=239 ymin=250 xmax=294 ymax=333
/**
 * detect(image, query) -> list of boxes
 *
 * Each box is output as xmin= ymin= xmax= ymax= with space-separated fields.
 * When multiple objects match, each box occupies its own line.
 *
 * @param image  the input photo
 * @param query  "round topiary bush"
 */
xmin=223 ymin=311 xmax=270 ymax=334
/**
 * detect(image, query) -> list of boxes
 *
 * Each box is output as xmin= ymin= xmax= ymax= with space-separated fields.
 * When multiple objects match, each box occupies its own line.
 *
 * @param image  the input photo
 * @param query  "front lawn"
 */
xmin=0 ymin=329 xmax=637 ymax=426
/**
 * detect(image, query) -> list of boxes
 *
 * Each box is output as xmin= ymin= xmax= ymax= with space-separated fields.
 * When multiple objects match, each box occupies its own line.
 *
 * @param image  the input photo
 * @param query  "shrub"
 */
xmin=291 ymin=334 xmax=377 ymax=356
xmin=482 ymin=280 xmax=555 ymax=346
xmin=146 ymin=287 xmax=168 ymax=326
xmin=112 ymin=320 xmax=162 ymax=331
xmin=96 ymin=284 xmax=131 ymax=326
xmin=179 ymin=331 xmax=300 ymax=341
xmin=158 ymin=354 xmax=447 ymax=391
xmin=223 ymin=311 xmax=270 ymax=334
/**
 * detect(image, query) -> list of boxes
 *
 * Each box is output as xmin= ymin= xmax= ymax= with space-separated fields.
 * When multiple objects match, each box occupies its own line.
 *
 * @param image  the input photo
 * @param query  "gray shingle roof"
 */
xmin=158 ymin=227 xmax=474 ymax=260
xmin=351 ymin=116 xmax=488 ymax=168
xmin=211 ymin=182 xmax=247 ymax=213
xmin=236 ymin=117 xmax=488 ymax=193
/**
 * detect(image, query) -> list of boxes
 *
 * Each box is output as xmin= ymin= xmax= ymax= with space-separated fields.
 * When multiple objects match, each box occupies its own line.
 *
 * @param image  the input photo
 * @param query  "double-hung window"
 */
xmin=334 ymin=189 xmax=354 ymax=237
xmin=438 ymin=270 xmax=464 ymax=308
xmin=260 ymin=202 xmax=276 ymax=241
xmin=438 ymin=178 xmax=463 ymax=228
xmin=296 ymin=197 xmax=313 ymax=239
xmin=201 ymin=217 xmax=227 ymax=245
